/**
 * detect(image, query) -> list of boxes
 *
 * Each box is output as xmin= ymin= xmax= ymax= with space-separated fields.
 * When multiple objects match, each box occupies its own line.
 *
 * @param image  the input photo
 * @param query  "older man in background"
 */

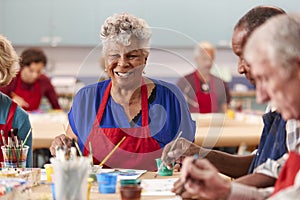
xmin=177 ymin=42 xmax=231 ymax=113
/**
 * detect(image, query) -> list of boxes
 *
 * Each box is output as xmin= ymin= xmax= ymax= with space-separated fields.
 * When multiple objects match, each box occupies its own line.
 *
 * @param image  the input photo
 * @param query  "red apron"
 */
xmin=15 ymin=75 xmax=42 ymax=111
xmin=272 ymin=151 xmax=300 ymax=195
xmin=83 ymin=81 xmax=162 ymax=170
xmin=0 ymin=101 xmax=17 ymax=161
xmin=193 ymin=72 xmax=218 ymax=113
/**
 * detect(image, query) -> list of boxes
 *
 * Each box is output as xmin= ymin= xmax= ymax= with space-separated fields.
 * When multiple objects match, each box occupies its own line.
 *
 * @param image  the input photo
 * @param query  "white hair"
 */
xmin=244 ymin=14 xmax=300 ymax=77
xmin=100 ymin=13 xmax=151 ymax=55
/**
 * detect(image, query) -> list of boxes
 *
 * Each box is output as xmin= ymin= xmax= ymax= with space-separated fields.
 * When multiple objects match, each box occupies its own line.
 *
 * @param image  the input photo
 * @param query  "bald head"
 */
xmin=194 ymin=41 xmax=215 ymax=74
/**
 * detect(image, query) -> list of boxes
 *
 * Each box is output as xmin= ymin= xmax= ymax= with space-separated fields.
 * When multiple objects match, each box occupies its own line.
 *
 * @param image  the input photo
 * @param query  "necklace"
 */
xmin=201 ymin=83 xmax=210 ymax=93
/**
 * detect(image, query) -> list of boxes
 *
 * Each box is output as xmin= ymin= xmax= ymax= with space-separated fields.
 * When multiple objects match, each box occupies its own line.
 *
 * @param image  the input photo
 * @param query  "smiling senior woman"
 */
xmin=50 ymin=13 xmax=195 ymax=170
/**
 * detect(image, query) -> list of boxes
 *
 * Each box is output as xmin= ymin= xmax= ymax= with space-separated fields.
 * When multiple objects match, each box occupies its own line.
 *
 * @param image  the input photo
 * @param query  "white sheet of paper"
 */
xmin=141 ymin=178 xmax=178 ymax=196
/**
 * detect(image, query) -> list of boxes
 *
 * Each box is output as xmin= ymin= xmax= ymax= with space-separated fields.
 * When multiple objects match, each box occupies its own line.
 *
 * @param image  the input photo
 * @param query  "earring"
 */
xmin=104 ymin=68 xmax=107 ymax=72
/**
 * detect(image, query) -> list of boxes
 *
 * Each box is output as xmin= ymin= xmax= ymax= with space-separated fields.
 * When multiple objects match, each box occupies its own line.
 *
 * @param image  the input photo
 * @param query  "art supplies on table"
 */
xmin=0 ymin=128 xmax=31 ymax=168
xmin=51 ymin=156 xmax=90 ymax=200
xmin=0 ymin=168 xmax=41 ymax=186
xmin=0 ymin=178 xmax=27 ymax=198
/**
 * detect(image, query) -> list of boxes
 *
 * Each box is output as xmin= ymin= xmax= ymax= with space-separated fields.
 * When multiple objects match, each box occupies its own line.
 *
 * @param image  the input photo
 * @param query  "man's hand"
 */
xmin=175 ymin=157 xmax=231 ymax=200
xmin=161 ymin=137 xmax=201 ymax=166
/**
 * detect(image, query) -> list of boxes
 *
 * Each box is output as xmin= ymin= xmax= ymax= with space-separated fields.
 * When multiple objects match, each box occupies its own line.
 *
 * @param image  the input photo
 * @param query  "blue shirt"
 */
xmin=69 ymin=78 xmax=196 ymax=152
xmin=0 ymin=92 xmax=32 ymax=167
xmin=248 ymin=111 xmax=287 ymax=173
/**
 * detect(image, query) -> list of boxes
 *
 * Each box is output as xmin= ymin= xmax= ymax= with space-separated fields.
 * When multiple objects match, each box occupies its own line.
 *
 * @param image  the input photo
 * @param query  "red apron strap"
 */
xmin=0 ymin=101 xmax=17 ymax=133
xmin=6 ymin=101 xmax=17 ymax=130
xmin=95 ymin=81 xmax=112 ymax=125
xmin=209 ymin=77 xmax=219 ymax=112
xmin=141 ymin=82 xmax=148 ymax=126
xmin=96 ymin=80 xmax=149 ymax=126
xmin=193 ymin=71 xmax=201 ymax=95
xmin=0 ymin=101 xmax=17 ymax=162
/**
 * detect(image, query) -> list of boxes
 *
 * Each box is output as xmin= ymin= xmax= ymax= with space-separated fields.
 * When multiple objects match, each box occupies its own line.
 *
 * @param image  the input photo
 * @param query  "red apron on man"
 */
xmin=83 ymin=81 xmax=162 ymax=170
xmin=272 ymin=151 xmax=300 ymax=195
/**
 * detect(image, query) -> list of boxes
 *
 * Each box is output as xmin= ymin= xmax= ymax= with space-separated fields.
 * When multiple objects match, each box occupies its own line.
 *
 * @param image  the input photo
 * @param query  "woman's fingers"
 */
xmin=49 ymin=134 xmax=70 ymax=156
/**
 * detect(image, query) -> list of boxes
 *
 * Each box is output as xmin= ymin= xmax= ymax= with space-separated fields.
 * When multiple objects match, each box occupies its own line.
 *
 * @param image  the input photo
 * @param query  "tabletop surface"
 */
xmin=29 ymin=172 xmax=181 ymax=200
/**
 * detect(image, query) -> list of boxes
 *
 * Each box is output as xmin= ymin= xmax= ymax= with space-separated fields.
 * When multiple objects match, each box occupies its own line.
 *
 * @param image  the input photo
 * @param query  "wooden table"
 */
xmin=30 ymin=172 xmax=180 ymax=200
xmin=29 ymin=112 xmax=263 ymax=150
xmin=192 ymin=113 xmax=263 ymax=148
xmin=29 ymin=112 xmax=68 ymax=150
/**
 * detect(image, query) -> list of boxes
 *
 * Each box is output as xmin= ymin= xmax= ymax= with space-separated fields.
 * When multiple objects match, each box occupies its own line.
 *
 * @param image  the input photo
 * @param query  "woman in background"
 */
xmin=0 ymin=48 xmax=60 ymax=111
xmin=0 ymin=35 xmax=32 ymax=167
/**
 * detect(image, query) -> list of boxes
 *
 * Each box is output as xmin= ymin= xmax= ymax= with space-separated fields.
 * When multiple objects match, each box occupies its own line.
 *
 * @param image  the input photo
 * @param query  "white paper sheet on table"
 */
xmin=141 ymin=178 xmax=178 ymax=196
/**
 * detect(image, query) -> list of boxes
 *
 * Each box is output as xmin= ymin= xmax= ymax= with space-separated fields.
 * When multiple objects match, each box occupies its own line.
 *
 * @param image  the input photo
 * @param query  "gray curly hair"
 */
xmin=0 ymin=35 xmax=19 ymax=87
xmin=100 ymin=13 xmax=151 ymax=54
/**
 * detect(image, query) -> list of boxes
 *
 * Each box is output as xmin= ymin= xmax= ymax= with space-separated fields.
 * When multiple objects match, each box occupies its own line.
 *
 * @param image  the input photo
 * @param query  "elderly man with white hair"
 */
xmin=175 ymin=14 xmax=300 ymax=200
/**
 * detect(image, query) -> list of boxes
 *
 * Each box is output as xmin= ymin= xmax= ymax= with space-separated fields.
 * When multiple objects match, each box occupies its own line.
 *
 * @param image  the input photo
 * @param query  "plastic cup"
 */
xmin=44 ymin=164 xmax=53 ymax=182
xmin=120 ymin=179 xmax=141 ymax=187
xmin=96 ymin=173 xmax=118 ymax=194
xmin=120 ymin=185 xmax=142 ymax=200
xmin=51 ymin=157 xmax=90 ymax=200
xmin=1 ymin=145 xmax=29 ymax=168
xmin=155 ymin=158 xmax=173 ymax=176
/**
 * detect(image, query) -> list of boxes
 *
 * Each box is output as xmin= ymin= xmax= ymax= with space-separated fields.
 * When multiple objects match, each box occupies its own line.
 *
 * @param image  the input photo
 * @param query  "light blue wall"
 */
xmin=1 ymin=0 xmax=299 ymax=47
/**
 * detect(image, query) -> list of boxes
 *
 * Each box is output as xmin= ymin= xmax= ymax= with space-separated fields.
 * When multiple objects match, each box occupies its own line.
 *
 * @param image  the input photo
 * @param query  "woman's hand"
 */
xmin=161 ymin=137 xmax=201 ymax=167
xmin=175 ymin=157 xmax=231 ymax=200
xmin=49 ymin=134 xmax=72 ymax=156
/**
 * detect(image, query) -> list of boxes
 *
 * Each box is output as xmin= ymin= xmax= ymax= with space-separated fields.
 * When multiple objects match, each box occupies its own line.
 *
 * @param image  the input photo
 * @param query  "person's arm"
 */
xmin=202 ymin=148 xmax=254 ymax=178
xmin=228 ymin=182 xmax=273 ymax=200
xmin=173 ymin=157 xmax=272 ymax=200
xmin=234 ymin=173 xmax=276 ymax=188
xmin=234 ymin=154 xmax=289 ymax=188
xmin=162 ymin=137 xmax=254 ymax=178
xmin=42 ymin=75 xmax=61 ymax=109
